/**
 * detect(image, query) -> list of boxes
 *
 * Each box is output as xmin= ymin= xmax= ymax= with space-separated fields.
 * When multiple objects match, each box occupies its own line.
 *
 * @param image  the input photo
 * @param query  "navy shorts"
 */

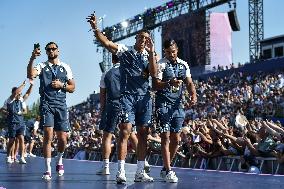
xmin=120 ymin=92 xmax=152 ymax=126
xmin=24 ymin=131 xmax=34 ymax=142
xmin=40 ymin=103 xmax=70 ymax=132
xmin=99 ymin=100 xmax=120 ymax=133
xmin=156 ymin=104 xmax=185 ymax=133
xmin=8 ymin=123 xmax=26 ymax=138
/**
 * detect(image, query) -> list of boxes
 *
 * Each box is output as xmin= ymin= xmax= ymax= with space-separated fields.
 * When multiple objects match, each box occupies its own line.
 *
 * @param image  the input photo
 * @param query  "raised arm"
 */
xmin=266 ymin=121 xmax=284 ymax=134
xmin=195 ymin=131 xmax=213 ymax=145
xmin=87 ymin=13 xmax=118 ymax=54
xmin=23 ymin=80 xmax=34 ymax=101
xmin=262 ymin=121 xmax=282 ymax=139
xmin=27 ymin=45 xmax=41 ymax=79
xmin=212 ymin=119 xmax=227 ymax=131
xmin=243 ymin=136 xmax=259 ymax=156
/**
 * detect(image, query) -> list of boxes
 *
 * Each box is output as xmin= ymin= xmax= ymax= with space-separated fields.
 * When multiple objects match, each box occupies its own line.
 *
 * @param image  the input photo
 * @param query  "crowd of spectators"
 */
xmin=1 ymin=69 xmax=284 ymax=174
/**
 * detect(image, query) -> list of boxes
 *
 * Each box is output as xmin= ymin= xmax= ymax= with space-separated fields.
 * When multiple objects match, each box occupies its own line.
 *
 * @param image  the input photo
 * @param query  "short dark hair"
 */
xmin=112 ymin=54 xmax=119 ymax=63
xmin=138 ymin=29 xmax=150 ymax=35
xmin=163 ymin=39 xmax=177 ymax=49
xmin=11 ymin=87 xmax=17 ymax=94
xmin=45 ymin=42 xmax=58 ymax=50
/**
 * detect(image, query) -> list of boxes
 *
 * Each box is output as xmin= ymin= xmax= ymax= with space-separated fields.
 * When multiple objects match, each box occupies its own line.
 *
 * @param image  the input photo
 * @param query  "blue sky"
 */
xmin=0 ymin=0 xmax=283 ymax=107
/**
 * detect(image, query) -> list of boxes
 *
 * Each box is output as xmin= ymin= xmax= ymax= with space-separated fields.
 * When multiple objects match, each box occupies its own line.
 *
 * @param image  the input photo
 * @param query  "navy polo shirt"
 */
xmin=100 ymin=63 xmax=121 ymax=102
xmin=156 ymin=57 xmax=191 ymax=106
xmin=116 ymin=44 xmax=150 ymax=95
xmin=3 ymin=97 xmax=26 ymax=124
xmin=34 ymin=61 xmax=73 ymax=107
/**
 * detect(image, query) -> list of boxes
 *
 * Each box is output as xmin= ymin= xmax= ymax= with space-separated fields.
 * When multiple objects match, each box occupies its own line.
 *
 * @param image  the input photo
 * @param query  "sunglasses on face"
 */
xmin=46 ymin=47 xmax=57 ymax=52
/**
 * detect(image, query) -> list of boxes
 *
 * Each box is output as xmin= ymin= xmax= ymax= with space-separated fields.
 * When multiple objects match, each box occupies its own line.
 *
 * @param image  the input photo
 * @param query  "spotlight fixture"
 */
xmin=121 ymin=20 xmax=128 ymax=28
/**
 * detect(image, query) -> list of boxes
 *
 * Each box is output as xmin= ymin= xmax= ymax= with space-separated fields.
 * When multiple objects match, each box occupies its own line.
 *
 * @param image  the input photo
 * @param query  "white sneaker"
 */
xmin=42 ymin=172 xmax=52 ymax=181
xmin=56 ymin=164 xmax=64 ymax=176
xmin=160 ymin=169 xmax=167 ymax=179
xmin=28 ymin=153 xmax=36 ymax=157
xmin=24 ymin=153 xmax=28 ymax=158
xmin=19 ymin=157 xmax=27 ymax=164
xmin=164 ymin=170 xmax=178 ymax=183
xmin=144 ymin=162 xmax=151 ymax=173
xmin=96 ymin=166 xmax=110 ymax=175
xmin=144 ymin=163 xmax=151 ymax=173
xmin=116 ymin=170 xmax=126 ymax=184
xmin=134 ymin=170 xmax=154 ymax=182
xmin=6 ymin=156 xmax=13 ymax=164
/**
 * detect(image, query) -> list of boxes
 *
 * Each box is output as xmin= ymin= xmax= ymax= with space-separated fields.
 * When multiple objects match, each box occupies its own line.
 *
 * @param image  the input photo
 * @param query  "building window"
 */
xmin=274 ymin=46 xmax=284 ymax=57
xmin=263 ymin=49 xmax=272 ymax=59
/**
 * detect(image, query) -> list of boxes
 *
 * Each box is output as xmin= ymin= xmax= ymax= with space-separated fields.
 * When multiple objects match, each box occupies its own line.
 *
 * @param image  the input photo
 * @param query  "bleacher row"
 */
xmin=31 ymin=148 xmax=284 ymax=175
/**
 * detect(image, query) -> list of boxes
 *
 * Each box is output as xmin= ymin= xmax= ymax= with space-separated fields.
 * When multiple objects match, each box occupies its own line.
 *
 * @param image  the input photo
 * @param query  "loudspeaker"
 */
xmin=227 ymin=10 xmax=240 ymax=31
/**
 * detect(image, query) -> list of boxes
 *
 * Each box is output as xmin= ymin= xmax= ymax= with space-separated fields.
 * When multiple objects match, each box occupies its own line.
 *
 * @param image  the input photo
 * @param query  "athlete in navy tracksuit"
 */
xmin=27 ymin=42 xmax=75 ymax=180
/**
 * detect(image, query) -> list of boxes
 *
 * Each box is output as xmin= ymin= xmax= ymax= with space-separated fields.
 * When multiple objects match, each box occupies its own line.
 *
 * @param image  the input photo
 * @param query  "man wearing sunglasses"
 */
xmin=27 ymin=42 xmax=75 ymax=181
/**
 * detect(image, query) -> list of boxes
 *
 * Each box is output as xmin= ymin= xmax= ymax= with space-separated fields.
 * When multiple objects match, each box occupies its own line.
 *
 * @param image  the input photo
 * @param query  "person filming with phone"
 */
xmin=27 ymin=42 xmax=75 ymax=181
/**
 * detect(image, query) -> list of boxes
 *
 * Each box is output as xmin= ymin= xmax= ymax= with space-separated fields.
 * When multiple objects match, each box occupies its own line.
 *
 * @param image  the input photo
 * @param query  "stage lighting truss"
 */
xmin=94 ymin=0 xmax=235 ymax=71
xmin=94 ymin=0 xmax=234 ymax=44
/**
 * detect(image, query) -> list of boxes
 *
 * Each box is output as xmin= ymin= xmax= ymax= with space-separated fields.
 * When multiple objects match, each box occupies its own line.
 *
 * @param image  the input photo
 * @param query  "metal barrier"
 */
xmin=32 ymin=149 xmax=284 ymax=175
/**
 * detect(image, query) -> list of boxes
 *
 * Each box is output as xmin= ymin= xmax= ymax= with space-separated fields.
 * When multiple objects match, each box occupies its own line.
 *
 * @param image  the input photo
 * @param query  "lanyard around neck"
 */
xmin=50 ymin=64 xmax=59 ymax=78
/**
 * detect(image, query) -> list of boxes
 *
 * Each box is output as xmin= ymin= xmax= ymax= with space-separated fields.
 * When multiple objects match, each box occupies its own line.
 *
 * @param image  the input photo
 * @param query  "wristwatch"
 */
xmin=62 ymin=83 xmax=67 ymax=90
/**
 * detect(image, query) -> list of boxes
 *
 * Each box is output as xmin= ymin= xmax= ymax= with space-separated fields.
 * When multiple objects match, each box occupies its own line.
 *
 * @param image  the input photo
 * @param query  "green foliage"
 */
xmin=0 ymin=114 xmax=7 ymax=129
xmin=24 ymin=99 xmax=40 ymax=120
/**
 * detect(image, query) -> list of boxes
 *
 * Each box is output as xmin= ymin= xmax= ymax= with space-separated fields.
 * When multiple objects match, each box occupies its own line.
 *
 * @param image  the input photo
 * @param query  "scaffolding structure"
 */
xmin=248 ymin=0 xmax=264 ymax=62
xmin=94 ymin=0 xmax=234 ymax=71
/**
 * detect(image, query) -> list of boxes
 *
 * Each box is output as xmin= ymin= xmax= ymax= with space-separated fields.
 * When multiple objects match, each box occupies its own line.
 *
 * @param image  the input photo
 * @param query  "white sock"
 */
xmin=145 ymin=159 xmax=149 ymax=166
xmin=57 ymin=152 xmax=64 ymax=165
xmin=103 ymin=159 xmax=109 ymax=168
xmin=118 ymin=160 xmax=125 ymax=172
xmin=137 ymin=161 xmax=145 ymax=173
xmin=45 ymin=158 xmax=52 ymax=173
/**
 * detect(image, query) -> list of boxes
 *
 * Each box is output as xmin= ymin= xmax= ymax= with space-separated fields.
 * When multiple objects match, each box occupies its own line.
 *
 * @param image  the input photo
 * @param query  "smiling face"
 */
xmin=135 ymin=31 xmax=150 ymax=52
xmin=164 ymin=44 xmax=178 ymax=63
xmin=163 ymin=39 xmax=179 ymax=63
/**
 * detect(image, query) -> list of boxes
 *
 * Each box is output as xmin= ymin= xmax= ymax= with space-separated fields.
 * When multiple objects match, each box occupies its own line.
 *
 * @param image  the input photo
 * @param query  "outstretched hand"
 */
xmin=86 ymin=12 xmax=98 ymax=31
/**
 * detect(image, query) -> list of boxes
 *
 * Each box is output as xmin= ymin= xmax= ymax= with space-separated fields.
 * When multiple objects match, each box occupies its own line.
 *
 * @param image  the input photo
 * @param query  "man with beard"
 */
xmin=27 ymin=42 xmax=75 ymax=181
xmin=154 ymin=39 xmax=197 ymax=183
xmin=88 ymin=13 xmax=157 ymax=183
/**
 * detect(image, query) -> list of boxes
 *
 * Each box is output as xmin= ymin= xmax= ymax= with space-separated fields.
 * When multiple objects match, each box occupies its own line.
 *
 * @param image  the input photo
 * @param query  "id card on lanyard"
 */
xmin=50 ymin=64 xmax=59 ymax=80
